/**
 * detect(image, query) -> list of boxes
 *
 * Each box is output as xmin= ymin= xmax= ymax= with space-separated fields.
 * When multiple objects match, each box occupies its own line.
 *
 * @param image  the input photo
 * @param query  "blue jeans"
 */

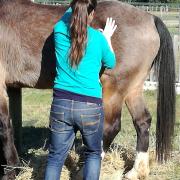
xmin=45 ymin=98 xmax=104 ymax=180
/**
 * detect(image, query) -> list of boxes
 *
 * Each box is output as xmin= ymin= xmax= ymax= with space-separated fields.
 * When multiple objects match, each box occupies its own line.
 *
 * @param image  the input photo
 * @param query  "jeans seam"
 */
xmin=52 ymin=104 xmax=102 ymax=110
xmin=53 ymin=98 xmax=102 ymax=104
xmin=81 ymin=113 xmax=101 ymax=118
xmin=48 ymin=127 xmax=68 ymax=134
xmin=50 ymin=117 xmax=64 ymax=124
xmin=50 ymin=111 xmax=64 ymax=115
xmin=71 ymin=100 xmax=74 ymax=125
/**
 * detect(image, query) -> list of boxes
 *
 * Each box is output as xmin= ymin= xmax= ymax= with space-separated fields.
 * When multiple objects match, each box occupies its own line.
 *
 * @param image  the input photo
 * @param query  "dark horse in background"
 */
xmin=0 ymin=0 xmax=176 ymax=179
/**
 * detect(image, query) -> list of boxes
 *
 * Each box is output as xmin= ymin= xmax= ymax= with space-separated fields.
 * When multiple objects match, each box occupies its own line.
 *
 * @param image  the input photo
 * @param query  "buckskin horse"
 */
xmin=0 ymin=0 xmax=176 ymax=179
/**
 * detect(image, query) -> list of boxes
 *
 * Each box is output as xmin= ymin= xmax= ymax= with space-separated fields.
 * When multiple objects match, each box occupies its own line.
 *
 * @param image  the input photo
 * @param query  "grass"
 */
xmin=22 ymin=89 xmax=52 ymax=127
xmin=18 ymin=88 xmax=180 ymax=179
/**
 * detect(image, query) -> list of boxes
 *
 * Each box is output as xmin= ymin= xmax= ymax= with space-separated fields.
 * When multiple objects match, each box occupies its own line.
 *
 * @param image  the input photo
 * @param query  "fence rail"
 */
xmin=33 ymin=0 xmax=70 ymax=5
xmin=129 ymin=2 xmax=180 ymax=9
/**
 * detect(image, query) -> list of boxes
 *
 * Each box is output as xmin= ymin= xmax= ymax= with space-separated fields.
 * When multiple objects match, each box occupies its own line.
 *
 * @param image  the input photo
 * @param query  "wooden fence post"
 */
xmin=7 ymin=87 xmax=22 ymax=154
xmin=160 ymin=6 xmax=163 ymax=17
xmin=173 ymin=35 xmax=179 ymax=82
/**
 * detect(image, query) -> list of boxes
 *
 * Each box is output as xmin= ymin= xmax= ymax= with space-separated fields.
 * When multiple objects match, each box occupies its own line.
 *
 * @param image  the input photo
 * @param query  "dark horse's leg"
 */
xmin=124 ymin=87 xmax=151 ymax=179
xmin=0 ymin=85 xmax=19 ymax=180
xmin=103 ymin=109 xmax=122 ymax=150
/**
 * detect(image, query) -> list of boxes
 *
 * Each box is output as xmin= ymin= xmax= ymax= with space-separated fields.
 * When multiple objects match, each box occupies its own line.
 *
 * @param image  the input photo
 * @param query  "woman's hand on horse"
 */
xmin=102 ymin=17 xmax=117 ymax=40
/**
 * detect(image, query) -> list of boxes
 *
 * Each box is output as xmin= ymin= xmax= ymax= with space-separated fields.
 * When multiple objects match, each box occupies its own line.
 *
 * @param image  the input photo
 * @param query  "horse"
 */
xmin=0 ymin=0 xmax=176 ymax=179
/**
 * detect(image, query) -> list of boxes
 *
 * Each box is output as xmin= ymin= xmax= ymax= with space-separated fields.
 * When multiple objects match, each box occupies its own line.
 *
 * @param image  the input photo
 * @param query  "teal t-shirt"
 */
xmin=53 ymin=7 xmax=116 ymax=98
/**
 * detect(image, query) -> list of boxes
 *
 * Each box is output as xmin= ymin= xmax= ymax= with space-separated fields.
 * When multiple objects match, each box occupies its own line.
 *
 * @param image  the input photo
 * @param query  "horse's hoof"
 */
xmin=124 ymin=168 xmax=139 ymax=180
xmin=125 ymin=152 xmax=149 ymax=180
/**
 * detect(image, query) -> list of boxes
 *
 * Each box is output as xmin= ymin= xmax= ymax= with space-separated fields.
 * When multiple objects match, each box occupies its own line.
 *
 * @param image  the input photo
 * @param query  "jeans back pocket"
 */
xmin=81 ymin=113 xmax=101 ymax=135
xmin=49 ymin=111 xmax=72 ymax=133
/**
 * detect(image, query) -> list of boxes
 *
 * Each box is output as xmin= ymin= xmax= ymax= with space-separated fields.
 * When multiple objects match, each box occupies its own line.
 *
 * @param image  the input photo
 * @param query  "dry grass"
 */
xmin=15 ymin=147 xmax=180 ymax=180
xmin=14 ymin=160 xmax=32 ymax=180
xmin=15 ymin=146 xmax=125 ymax=180
xmin=100 ymin=148 xmax=124 ymax=180
xmin=148 ymin=151 xmax=180 ymax=180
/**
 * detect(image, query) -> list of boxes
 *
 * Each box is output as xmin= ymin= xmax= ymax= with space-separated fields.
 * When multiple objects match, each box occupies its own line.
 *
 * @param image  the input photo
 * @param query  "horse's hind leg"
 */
xmin=124 ymin=87 xmax=151 ymax=180
xmin=0 ymin=84 xmax=19 ymax=179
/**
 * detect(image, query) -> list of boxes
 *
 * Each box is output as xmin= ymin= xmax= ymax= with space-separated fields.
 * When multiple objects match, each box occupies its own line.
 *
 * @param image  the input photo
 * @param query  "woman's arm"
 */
xmin=101 ymin=17 xmax=117 ymax=69
xmin=100 ymin=17 xmax=117 ymax=52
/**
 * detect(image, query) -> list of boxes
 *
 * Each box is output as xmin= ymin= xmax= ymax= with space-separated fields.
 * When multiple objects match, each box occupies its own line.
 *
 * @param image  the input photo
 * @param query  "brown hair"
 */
xmin=69 ymin=0 xmax=97 ymax=67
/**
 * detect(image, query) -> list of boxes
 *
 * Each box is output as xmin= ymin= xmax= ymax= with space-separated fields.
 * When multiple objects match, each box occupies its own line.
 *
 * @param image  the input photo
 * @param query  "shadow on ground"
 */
xmin=21 ymin=126 xmax=49 ymax=153
xmin=19 ymin=126 xmax=84 ymax=179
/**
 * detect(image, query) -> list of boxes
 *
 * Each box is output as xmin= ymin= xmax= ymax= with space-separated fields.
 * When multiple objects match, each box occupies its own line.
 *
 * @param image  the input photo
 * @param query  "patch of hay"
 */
xmin=61 ymin=166 xmax=70 ymax=180
xmin=76 ymin=146 xmax=125 ymax=180
xmin=15 ymin=148 xmax=72 ymax=180
xmin=14 ymin=160 xmax=33 ymax=180
xmin=16 ymin=147 xmax=125 ymax=180
xmin=15 ymin=146 xmax=180 ymax=180
xmin=15 ymin=167 xmax=33 ymax=180
xmin=100 ymin=149 xmax=124 ymax=180
xmin=15 ymin=161 xmax=70 ymax=180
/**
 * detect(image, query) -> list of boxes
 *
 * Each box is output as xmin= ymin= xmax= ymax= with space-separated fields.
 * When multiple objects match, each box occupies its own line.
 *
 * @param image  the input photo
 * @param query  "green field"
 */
xmin=18 ymin=89 xmax=180 ymax=179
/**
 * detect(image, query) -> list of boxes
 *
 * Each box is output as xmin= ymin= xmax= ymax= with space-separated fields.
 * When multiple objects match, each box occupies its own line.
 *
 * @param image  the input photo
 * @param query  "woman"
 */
xmin=45 ymin=0 xmax=117 ymax=179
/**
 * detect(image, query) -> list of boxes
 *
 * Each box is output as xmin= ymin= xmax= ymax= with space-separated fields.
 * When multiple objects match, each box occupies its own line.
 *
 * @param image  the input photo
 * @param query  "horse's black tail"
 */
xmin=153 ymin=16 xmax=176 ymax=162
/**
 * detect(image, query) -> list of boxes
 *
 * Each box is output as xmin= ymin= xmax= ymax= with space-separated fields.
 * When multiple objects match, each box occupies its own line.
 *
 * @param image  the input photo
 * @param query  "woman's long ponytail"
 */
xmin=69 ymin=0 xmax=97 ymax=67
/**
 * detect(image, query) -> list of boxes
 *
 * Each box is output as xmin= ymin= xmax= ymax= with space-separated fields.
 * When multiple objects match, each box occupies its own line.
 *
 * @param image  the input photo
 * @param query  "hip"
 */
xmin=49 ymin=98 xmax=104 ymax=134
